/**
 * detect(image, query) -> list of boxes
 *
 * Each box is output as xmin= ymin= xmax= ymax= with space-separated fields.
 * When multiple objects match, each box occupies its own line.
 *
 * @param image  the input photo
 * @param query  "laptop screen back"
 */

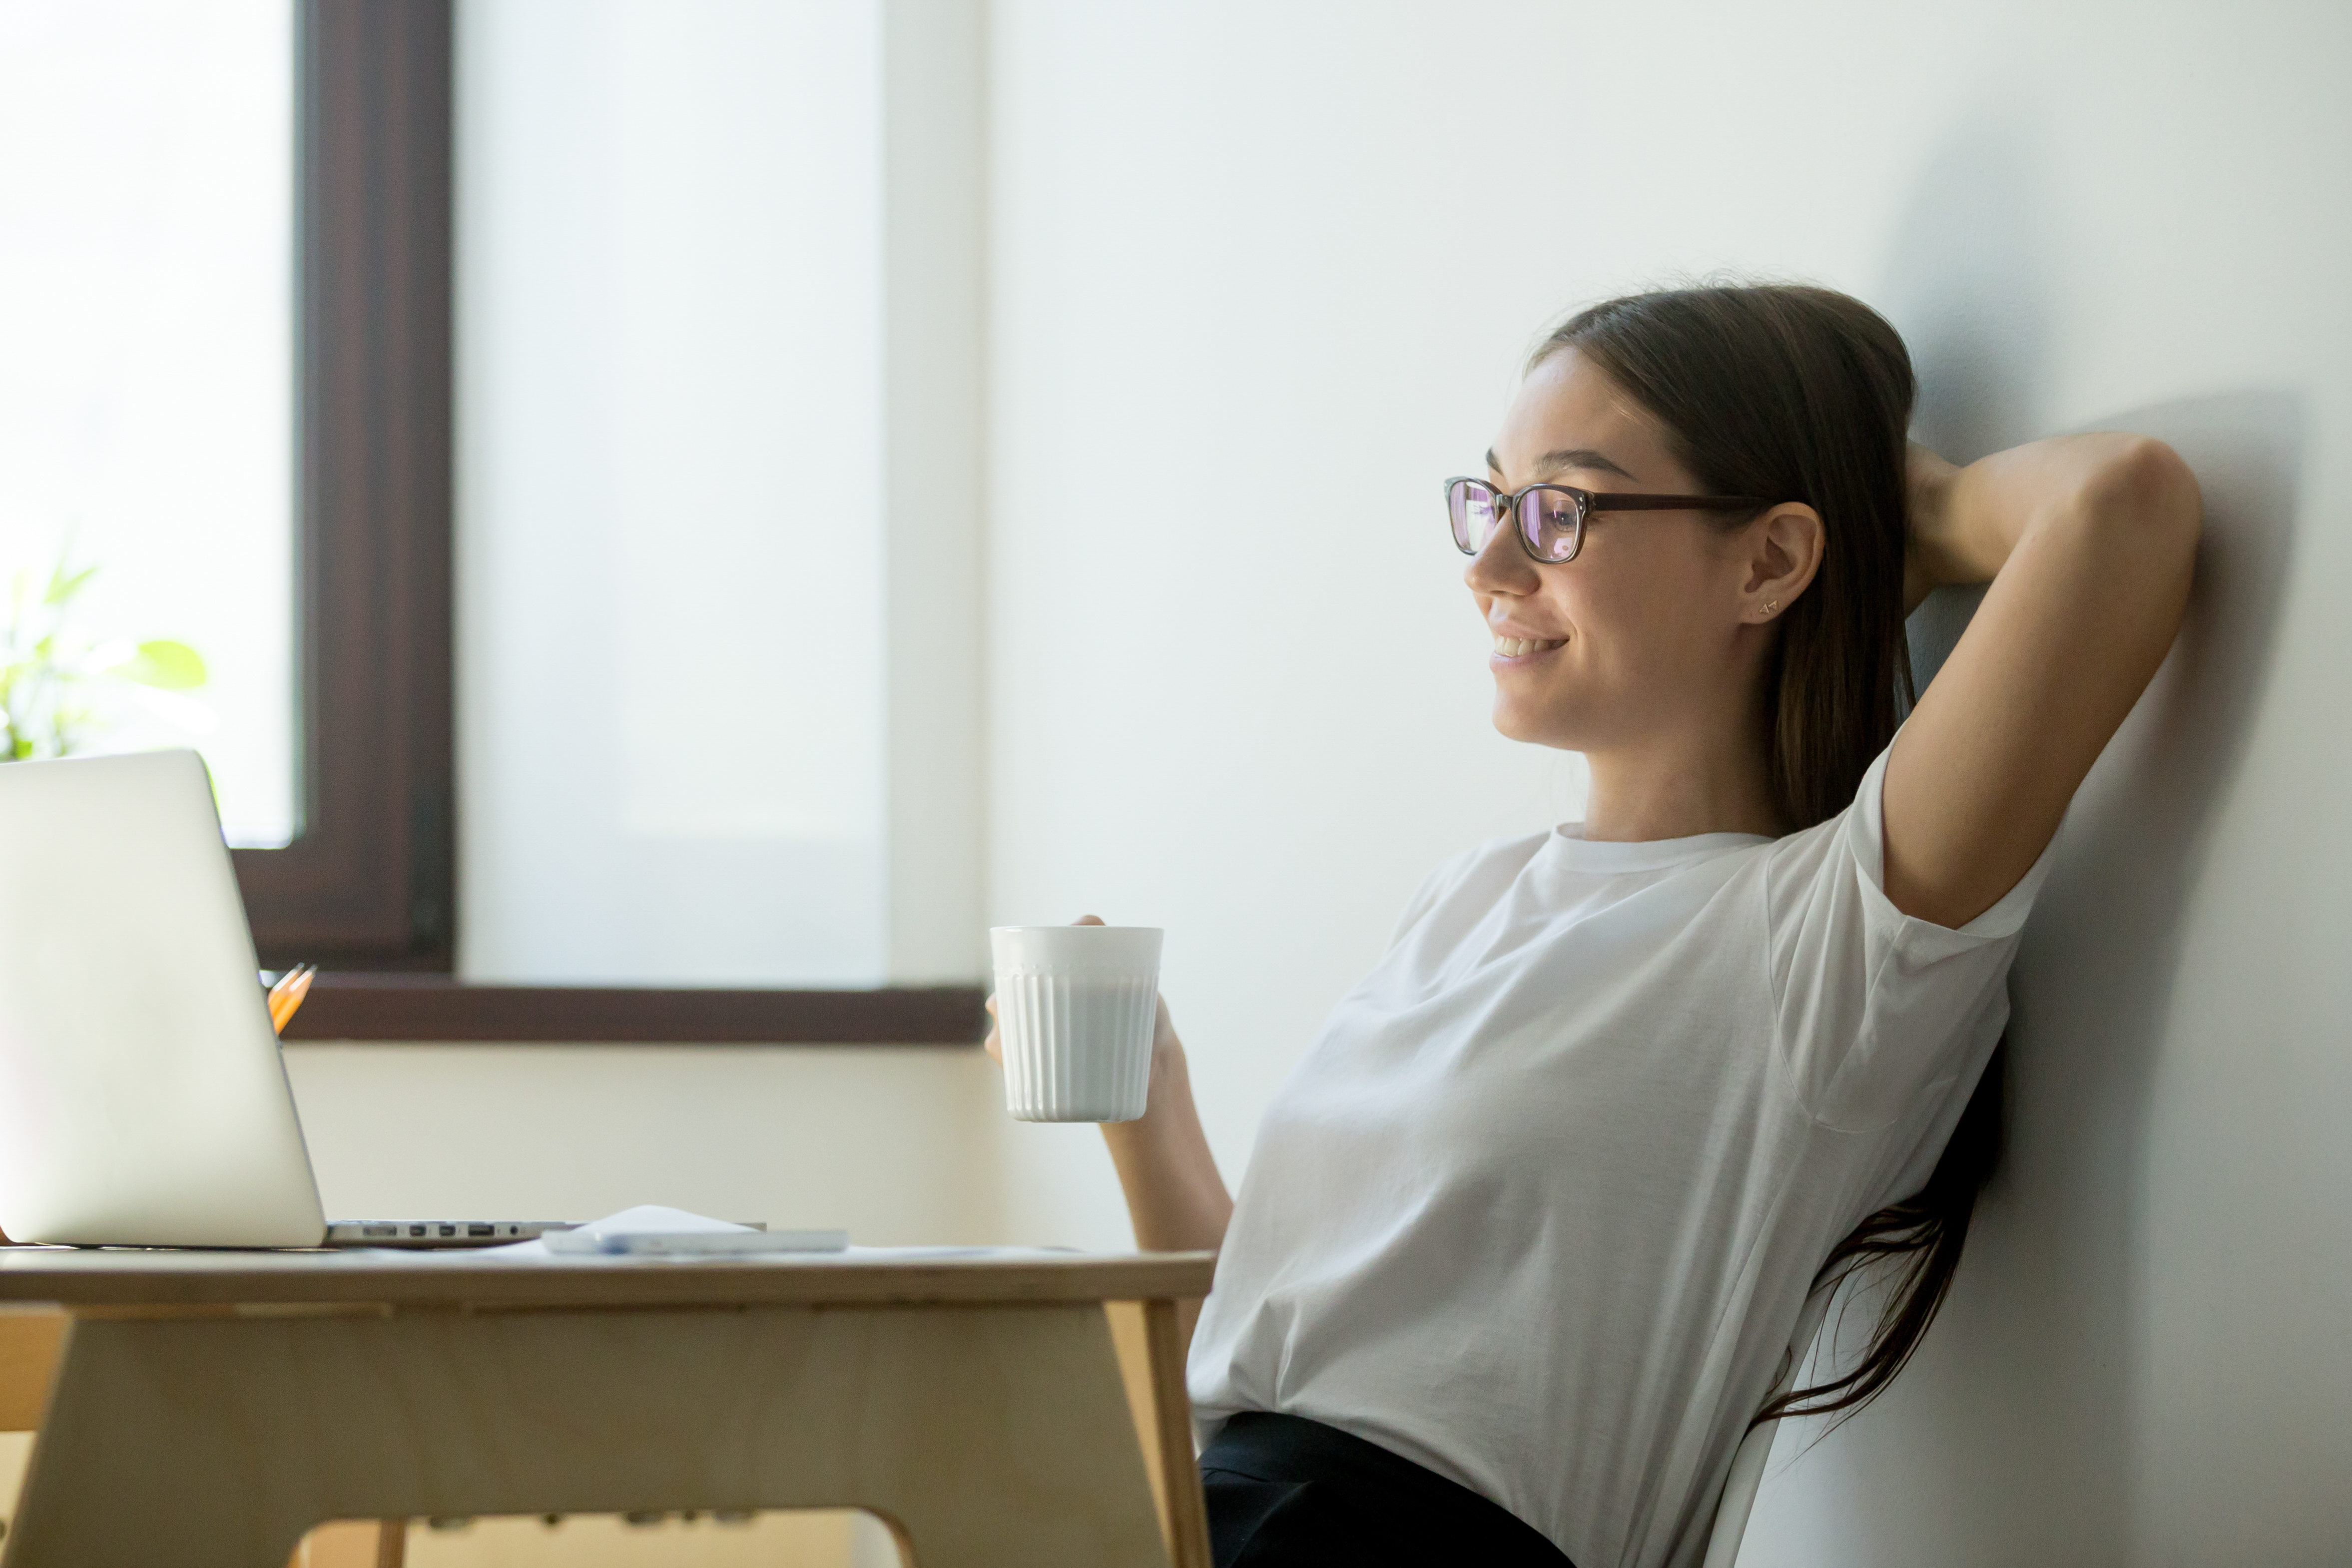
xmin=0 ymin=751 xmax=325 ymax=1246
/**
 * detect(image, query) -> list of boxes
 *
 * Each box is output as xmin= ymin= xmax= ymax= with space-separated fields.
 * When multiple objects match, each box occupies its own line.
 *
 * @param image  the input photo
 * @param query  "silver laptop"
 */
xmin=0 ymin=750 xmax=570 ymax=1249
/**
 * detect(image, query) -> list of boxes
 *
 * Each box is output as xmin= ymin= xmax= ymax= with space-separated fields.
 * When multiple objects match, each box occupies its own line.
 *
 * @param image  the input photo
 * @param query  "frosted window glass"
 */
xmin=0 ymin=0 xmax=297 ymax=848
xmin=457 ymin=0 xmax=887 ymax=985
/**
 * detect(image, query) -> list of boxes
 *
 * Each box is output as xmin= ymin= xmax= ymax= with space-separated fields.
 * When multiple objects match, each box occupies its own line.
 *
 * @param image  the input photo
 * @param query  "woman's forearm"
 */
xmin=1102 ymin=1037 xmax=1231 ymax=1353
xmin=1102 ymin=1037 xmax=1233 ymax=1254
xmin=1906 ymin=434 xmax=2178 ymax=612
xmin=1884 ymin=429 xmax=2197 ymax=925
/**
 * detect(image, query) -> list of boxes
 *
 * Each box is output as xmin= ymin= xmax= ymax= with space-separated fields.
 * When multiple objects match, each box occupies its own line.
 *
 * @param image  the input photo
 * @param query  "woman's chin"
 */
xmin=1490 ymin=698 xmax=1580 ymax=750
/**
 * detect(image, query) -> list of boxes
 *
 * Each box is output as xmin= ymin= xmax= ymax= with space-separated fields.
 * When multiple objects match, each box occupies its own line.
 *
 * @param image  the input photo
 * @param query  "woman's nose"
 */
xmin=1463 ymin=515 xmax=1537 ymax=597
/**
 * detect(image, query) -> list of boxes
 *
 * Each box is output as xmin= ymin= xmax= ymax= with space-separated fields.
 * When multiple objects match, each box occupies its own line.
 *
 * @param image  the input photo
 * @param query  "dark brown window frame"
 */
xmin=240 ymin=0 xmax=981 ymax=1046
xmin=233 ymin=0 xmax=452 ymax=973
xmin=279 ymin=976 xmax=987 ymax=1046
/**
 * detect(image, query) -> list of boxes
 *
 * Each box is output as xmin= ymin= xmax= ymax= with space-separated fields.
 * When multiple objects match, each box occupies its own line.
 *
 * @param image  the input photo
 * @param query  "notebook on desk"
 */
xmin=0 ymin=750 xmax=572 ymax=1250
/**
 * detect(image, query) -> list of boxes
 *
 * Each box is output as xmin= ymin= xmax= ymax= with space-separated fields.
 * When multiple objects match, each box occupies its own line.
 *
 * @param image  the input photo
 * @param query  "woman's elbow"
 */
xmin=2078 ymin=435 xmax=2204 ymax=565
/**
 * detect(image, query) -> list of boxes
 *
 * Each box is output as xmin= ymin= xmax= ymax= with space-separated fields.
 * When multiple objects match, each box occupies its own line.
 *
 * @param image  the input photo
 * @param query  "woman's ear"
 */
xmin=1741 ymin=503 xmax=1824 ymax=623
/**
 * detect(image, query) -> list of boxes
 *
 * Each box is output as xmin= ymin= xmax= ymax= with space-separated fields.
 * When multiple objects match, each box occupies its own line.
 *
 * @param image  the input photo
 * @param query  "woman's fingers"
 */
xmin=1069 ymin=915 xmax=1177 ymax=1050
xmin=983 ymin=916 xmax=1110 ymax=1065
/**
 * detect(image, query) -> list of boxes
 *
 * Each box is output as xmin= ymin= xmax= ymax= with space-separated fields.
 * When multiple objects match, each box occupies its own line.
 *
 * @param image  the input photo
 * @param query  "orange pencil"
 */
xmin=267 ymin=964 xmax=316 ymax=1036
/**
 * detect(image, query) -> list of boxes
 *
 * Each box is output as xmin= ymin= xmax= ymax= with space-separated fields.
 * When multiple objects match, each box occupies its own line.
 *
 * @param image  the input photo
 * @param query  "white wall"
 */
xmin=983 ymin=1 xmax=2352 ymax=1563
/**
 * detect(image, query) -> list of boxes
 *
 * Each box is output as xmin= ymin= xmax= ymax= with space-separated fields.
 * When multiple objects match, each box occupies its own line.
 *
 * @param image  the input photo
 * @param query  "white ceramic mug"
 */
xmin=990 ymin=925 xmax=1163 ymax=1122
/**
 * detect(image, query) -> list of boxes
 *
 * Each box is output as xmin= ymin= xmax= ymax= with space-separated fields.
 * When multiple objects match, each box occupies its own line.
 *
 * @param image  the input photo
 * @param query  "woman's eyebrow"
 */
xmin=1532 ymin=446 xmax=1638 ymax=481
xmin=1482 ymin=446 xmax=1640 ymax=482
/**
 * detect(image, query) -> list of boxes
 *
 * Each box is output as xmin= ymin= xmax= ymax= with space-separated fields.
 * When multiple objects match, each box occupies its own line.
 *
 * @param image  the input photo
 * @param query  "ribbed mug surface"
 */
xmin=990 ymin=926 xmax=1163 ymax=1123
xmin=997 ymin=972 xmax=1156 ymax=1121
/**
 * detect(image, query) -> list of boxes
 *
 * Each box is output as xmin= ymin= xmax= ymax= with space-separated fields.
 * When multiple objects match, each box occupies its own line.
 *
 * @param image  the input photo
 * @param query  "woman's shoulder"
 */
xmin=1756 ymin=744 xmax=1897 ymax=876
xmin=1753 ymin=738 xmax=2057 ymax=945
xmin=1434 ymin=828 xmax=1555 ymax=888
xmin=1412 ymin=830 xmax=1555 ymax=910
xmin=1385 ymin=830 xmax=1553 ymax=947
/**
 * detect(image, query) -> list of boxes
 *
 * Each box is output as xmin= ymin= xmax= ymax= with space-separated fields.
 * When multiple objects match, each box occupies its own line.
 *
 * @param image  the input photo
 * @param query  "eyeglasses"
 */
xmin=1445 ymin=477 xmax=1772 ymax=564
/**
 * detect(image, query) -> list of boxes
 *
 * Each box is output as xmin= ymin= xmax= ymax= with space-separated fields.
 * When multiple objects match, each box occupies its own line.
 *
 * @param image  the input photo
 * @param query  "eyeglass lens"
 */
xmin=1448 ymin=481 xmax=1499 ymax=553
xmin=1448 ymin=481 xmax=1584 ymax=563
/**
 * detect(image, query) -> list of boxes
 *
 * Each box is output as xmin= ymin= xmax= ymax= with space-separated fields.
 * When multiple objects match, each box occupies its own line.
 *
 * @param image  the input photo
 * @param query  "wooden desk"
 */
xmin=0 ymin=1247 xmax=1217 ymax=1568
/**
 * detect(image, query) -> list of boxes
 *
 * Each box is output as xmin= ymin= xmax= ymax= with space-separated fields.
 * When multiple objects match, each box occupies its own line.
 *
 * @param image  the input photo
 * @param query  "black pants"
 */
xmin=1199 ymin=1412 xmax=1574 ymax=1568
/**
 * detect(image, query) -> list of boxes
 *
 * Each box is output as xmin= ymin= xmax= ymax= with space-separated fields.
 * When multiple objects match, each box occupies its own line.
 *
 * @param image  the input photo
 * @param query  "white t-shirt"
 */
xmin=1187 ymin=744 xmax=2057 ymax=1568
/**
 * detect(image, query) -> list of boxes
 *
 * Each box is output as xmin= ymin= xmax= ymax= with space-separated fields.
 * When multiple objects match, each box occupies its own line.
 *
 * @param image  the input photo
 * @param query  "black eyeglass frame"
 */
xmin=1444 ymin=477 xmax=1773 ymax=564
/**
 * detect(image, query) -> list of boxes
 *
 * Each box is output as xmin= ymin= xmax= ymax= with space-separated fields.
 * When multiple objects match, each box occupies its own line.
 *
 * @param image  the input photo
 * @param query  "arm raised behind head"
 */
xmin=1884 ymin=433 xmax=2203 ymax=929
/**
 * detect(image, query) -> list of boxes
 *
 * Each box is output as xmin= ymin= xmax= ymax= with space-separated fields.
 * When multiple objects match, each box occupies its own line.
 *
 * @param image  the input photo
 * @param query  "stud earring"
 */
xmin=1763 ymin=599 xmax=1778 ymax=617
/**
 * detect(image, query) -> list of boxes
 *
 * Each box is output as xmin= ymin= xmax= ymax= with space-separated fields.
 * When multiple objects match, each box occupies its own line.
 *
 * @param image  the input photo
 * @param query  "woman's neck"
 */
xmin=1579 ymin=721 xmax=1785 ymax=843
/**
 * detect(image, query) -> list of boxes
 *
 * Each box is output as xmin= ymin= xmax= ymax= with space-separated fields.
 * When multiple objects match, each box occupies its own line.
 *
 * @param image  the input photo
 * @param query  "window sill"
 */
xmin=279 ymin=975 xmax=987 ymax=1045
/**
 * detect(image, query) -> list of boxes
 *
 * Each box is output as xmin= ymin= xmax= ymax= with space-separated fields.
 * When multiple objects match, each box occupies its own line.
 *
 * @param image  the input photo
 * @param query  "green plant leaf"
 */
xmin=43 ymin=564 xmax=97 ymax=606
xmin=119 ymin=639 xmax=207 ymax=690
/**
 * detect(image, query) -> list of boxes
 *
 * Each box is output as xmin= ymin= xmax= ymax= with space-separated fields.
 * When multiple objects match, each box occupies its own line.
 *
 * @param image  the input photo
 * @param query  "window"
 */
xmin=456 ymin=0 xmax=889 ymax=987
xmin=0 ymin=0 xmax=297 ymax=847
xmin=3 ymin=1 xmax=460 ymax=973
xmin=4 ymin=0 xmax=985 ymax=1039
xmin=238 ymin=0 xmax=456 ymax=969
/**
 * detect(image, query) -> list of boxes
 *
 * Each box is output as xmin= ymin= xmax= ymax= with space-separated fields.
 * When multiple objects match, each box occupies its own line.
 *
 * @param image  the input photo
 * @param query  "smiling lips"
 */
xmin=1492 ymin=634 xmax=1566 ymax=658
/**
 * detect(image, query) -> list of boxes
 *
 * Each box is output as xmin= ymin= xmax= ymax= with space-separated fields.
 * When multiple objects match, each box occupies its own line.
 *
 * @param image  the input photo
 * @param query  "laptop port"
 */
xmin=468 ymin=1223 xmax=494 ymax=1237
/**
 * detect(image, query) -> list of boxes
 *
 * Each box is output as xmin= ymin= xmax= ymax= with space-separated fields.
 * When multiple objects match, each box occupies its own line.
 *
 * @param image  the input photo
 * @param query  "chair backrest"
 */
xmin=1700 ymin=1282 xmax=1835 ymax=1568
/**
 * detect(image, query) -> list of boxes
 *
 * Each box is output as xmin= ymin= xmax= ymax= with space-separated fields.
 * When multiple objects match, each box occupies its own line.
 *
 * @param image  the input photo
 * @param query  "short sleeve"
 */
xmin=1762 ymin=739 xmax=2061 ymax=1131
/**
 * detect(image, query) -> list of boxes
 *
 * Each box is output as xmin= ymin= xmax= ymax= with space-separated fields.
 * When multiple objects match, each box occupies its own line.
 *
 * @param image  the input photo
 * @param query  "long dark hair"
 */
xmin=1534 ymin=283 xmax=2001 ymax=1429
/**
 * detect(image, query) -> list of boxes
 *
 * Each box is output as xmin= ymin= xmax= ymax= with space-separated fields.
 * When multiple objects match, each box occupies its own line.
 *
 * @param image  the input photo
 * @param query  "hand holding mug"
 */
xmin=987 ymin=916 xmax=1165 ymax=1122
xmin=985 ymin=916 xmax=1180 ymax=1067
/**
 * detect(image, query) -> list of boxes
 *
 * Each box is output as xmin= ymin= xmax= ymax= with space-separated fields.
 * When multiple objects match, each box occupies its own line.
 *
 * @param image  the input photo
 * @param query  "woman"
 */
xmin=989 ymin=284 xmax=2201 ymax=1568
